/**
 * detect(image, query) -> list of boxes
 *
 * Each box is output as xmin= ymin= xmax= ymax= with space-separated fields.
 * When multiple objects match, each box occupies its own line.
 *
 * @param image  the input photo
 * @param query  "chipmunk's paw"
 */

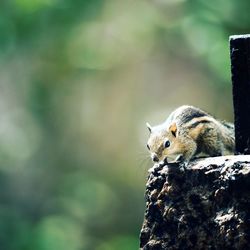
xmin=174 ymin=154 xmax=184 ymax=163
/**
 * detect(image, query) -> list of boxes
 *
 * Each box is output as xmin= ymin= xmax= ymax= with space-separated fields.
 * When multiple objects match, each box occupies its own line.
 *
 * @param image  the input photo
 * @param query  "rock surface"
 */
xmin=140 ymin=155 xmax=250 ymax=250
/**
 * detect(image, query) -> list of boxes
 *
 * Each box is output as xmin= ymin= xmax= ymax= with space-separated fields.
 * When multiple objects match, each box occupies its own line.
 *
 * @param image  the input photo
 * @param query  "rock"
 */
xmin=140 ymin=155 xmax=250 ymax=250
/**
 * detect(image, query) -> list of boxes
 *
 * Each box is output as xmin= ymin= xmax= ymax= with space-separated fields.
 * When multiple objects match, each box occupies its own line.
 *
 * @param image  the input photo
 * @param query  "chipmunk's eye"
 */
xmin=164 ymin=140 xmax=170 ymax=148
xmin=147 ymin=144 xmax=150 ymax=150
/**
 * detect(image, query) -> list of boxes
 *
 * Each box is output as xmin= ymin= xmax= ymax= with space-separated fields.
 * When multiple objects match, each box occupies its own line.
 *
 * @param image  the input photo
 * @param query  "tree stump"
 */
xmin=140 ymin=156 xmax=250 ymax=249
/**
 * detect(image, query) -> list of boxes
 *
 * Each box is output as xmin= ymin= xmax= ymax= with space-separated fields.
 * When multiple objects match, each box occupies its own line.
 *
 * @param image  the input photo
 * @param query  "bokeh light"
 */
xmin=0 ymin=0 xmax=249 ymax=249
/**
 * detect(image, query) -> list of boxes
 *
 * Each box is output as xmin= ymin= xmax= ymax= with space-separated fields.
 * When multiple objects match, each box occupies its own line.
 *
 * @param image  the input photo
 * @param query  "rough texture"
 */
xmin=140 ymin=156 xmax=250 ymax=250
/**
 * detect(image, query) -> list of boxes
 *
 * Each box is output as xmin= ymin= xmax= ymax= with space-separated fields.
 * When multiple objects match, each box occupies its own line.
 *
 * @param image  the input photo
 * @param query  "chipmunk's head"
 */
xmin=146 ymin=122 xmax=182 ymax=163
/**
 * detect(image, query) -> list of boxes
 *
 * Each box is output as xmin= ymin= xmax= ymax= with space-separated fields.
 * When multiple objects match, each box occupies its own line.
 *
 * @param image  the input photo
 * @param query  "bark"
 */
xmin=140 ymin=156 xmax=250 ymax=250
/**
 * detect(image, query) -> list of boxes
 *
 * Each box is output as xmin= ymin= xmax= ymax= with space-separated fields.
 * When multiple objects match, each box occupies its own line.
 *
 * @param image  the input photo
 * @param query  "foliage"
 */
xmin=0 ymin=0 xmax=250 ymax=249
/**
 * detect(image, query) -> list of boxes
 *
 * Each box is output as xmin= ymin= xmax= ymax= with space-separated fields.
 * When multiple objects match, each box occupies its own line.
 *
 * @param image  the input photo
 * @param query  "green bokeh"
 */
xmin=31 ymin=215 xmax=84 ymax=250
xmin=0 ymin=0 xmax=249 ymax=249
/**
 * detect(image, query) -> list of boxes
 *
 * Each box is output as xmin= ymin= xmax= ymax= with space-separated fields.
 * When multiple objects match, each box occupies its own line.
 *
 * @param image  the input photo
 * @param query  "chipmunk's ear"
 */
xmin=169 ymin=122 xmax=177 ymax=137
xmin=146 ymin=122 xmax=152 ymax=133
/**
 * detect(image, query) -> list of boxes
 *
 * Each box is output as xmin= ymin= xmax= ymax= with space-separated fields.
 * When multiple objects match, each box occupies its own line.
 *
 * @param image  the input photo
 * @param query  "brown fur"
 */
xmin=147 ymin=105 xmax=235 ymax=164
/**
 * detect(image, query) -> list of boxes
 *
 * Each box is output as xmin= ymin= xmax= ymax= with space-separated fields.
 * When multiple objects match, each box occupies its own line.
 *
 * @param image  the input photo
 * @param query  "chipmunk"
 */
xmin=146 ymin=105 xmax=235 ymax=165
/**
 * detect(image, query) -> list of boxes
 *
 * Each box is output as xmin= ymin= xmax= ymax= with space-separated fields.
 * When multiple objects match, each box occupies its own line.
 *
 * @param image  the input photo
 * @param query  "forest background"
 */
xmin=0 ymin=0 xmax=249 ymax=249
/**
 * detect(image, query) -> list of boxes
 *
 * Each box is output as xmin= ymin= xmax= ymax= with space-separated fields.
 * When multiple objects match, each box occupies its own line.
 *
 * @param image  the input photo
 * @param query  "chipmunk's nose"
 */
xmin=152 ymin=154 xmax=159 ymax=162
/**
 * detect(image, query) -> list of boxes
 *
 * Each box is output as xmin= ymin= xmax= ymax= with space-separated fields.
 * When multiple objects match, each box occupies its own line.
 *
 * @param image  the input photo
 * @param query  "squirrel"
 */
xmin=146 ymin=105 xmax=235 ymax=165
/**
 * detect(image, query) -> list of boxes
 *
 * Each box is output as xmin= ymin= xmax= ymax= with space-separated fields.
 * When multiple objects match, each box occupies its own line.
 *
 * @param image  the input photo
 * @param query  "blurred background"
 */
xmin=0 ymin=0 xmax=249 ymax=249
